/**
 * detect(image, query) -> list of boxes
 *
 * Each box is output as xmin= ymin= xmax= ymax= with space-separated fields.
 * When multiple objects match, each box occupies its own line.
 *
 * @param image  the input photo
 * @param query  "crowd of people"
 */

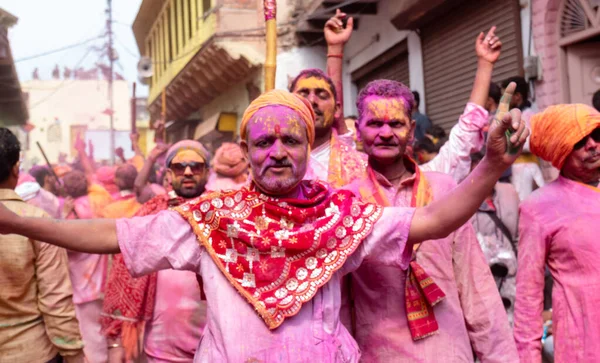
xmin=0 ymin=10 xmax=599 ymax=363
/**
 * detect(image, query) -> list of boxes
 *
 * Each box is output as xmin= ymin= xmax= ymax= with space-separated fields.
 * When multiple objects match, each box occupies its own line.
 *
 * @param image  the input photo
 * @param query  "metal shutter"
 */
xmin=352 ymin=40 xmax=410 ymax=93
xmin=421 ymin=0 xmax=523 ymax=132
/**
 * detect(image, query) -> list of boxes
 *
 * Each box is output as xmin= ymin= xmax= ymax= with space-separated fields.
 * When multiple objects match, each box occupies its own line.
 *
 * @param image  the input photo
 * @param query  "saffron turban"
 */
xmin=530 ymin=104 xmax=600 ymax=170
xmin=240 ymin=89 xmax=316 ymax=146
xmin=165 ymin=140 xmax=211 ymax=167
xmin=212 ymin=142 xmax=248 ymax=178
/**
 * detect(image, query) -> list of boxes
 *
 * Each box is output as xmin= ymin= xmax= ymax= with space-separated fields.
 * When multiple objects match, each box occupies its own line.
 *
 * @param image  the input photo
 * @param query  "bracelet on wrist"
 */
xmin=107 ymin=343 xmax=121 ymax=349
xmin=327 ymin=54 xmax=343 ymax=59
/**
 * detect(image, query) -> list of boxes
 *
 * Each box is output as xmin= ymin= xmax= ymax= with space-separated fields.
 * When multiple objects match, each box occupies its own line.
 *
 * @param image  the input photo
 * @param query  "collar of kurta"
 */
xmin=0 ymin=188 xmax=24 ymax=202
xmin=175 ymin=180 xmax=383 ymax=329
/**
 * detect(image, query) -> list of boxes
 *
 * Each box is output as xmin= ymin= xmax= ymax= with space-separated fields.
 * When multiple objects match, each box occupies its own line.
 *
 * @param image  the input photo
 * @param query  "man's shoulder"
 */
xmin=520 ymin=179 xmax=563 ymax=211
xmin=2 ymin=197 xmax=48 ymax=219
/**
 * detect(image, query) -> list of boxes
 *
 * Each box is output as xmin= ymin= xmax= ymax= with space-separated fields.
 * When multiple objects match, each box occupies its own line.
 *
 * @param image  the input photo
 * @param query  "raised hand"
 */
xmin=115 ymin=147 xmax=125 ymax=160
xmin=149 ymin=142 xmax=170 ymax=162
xmin=476 ymin=26 xmax=502 ymax=64
xmin=74 ymin=133 xmax=86 ymax=153
xmin=324 ymin=9 xmax=354 ymax=48
xmin=487 ymin=82 xmax=529 ymax=163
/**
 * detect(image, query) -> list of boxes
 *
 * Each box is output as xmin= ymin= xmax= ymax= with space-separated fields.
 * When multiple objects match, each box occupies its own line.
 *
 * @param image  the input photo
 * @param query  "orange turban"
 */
xmin=240 ymin=89 xmax=315 ymax=146
xmin=530 ymin=104 xmax=600 ymax=170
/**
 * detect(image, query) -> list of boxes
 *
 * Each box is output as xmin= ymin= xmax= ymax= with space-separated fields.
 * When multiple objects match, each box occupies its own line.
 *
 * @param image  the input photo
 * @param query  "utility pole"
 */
xmin=106 ymin=0 xmax=115 ymax=164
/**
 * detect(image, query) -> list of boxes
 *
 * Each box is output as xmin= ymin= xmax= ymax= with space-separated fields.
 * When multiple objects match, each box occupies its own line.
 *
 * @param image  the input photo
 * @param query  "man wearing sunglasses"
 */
xmin=514 ymin=104 xmax=600 ymax=362
xmin=102 ymin=140 xmax=210 ymax=363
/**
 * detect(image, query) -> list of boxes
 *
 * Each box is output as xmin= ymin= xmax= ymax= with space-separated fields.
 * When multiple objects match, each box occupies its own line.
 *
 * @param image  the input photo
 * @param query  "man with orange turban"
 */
xmin=514 ymin=104 xmax=600 ymax=362
xmin=0 ymin=88 xmax=530 ymax=362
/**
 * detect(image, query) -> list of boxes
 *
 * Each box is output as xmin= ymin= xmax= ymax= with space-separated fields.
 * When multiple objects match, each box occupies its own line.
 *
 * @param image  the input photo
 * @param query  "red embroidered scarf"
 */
xmin=358 ymin=158 xmax=446 ymax=340
xmin=176 ymin=180 xmax=382 ymax=329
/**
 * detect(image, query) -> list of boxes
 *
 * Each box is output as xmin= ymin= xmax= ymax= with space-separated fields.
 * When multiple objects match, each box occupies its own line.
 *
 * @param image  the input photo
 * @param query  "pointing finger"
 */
xmin=495 ymin=82 xmax=515 ymax=126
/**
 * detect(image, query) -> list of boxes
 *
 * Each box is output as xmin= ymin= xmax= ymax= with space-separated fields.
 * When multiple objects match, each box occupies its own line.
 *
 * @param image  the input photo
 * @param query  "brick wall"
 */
xmin=531 ymin=0 xmax=562 ymax=109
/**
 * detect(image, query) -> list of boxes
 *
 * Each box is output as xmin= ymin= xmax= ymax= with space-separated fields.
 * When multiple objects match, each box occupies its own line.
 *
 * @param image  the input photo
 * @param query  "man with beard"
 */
xmin=0 ymin=89 xmax=529 ymax=362
xmin=102 ymin=140 xmax=210 ymax=363
xmin=514 ymin=104 xmax=600 ymax=362
xmin=347 ymin=80 xmax=517 ymax=362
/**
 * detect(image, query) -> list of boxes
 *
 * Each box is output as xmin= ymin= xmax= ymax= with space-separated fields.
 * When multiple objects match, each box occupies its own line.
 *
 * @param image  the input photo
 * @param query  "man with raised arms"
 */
xmin=0 ymin=89 xmax=528 ymax=362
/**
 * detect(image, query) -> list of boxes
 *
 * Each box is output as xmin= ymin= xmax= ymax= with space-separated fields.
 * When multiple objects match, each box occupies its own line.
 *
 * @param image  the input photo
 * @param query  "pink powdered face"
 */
xmin=357 ymin=96 xmax=415 ymax=164
xmin=243 ymin=105 xmax=309 ymax=196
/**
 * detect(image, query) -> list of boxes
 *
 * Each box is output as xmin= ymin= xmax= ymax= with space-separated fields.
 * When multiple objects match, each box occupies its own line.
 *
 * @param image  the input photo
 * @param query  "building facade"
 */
xmin=22 ymin=79 xmax=133 ymax=166
xmin=531 ymin=0 xmax=600 ymax=109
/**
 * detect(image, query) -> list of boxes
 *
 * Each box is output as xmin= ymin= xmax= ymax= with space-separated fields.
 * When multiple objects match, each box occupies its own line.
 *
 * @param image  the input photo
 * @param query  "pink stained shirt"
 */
xmin=514 ymin=176 xmax=600 ymax=362
xmin=144 ymin=269 xmax=207 ymax=362
xmin=346 ymin=170 xmax=517 ymax=363
xmin=419 ymin=102 xmax=488 ymax=183
xmin=67 ymin=196 xmax=109 ymax=304
xmin=116 ymin=206 xmax=415 ymax=362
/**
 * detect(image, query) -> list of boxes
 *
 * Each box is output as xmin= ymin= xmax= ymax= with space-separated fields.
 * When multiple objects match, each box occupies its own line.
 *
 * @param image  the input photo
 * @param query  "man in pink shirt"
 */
xmin=347 ymin=76 xmax=517 ymax=361
xmin=514 ymin=104 xmax=600 ymax=362
xmin=0 ymin=89 xmax=529 ymax=362
xmin=102 ymin=140 xmax=210 ymax=363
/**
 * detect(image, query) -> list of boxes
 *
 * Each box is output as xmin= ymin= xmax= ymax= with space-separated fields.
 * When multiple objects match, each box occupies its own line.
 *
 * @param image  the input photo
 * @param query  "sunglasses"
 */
xmin=573 ymin=128 xmax=600 ymax=150
xmin=169 ymin=161 xmax=206 ymax=176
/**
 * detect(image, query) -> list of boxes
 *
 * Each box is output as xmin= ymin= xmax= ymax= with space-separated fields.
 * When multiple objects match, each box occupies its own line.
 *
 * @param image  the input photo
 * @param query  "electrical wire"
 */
xmin=15 ymin=35 xmax=103 ymax=63
xmin=28 ymin=47 xmax=95 ymax=110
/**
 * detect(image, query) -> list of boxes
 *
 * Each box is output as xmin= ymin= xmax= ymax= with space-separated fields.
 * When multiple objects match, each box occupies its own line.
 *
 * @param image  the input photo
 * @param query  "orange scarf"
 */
xmin=358 ymin=159 xmax=446 ymax=340
xmin=327 ymin=129 xmax=368 ymax=188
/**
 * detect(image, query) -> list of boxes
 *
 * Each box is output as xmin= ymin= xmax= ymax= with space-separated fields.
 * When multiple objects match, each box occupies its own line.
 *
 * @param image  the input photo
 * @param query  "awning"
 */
xmin=147 ymin=38 xmax=261 ymax=121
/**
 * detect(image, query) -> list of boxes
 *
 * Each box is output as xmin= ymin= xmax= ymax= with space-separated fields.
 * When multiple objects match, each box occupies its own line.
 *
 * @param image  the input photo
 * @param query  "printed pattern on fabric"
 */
xmin=176 ymin=181 xmax=383 ymax=329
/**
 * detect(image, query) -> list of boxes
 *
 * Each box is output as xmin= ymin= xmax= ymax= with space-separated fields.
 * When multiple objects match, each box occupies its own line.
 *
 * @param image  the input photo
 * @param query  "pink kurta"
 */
xmin=347 ymin=170 xmax=517 ymax=362
xmin=67 ymin=196 xmax=109 ymax=304
xmin=116 ymin=206 xmax=414 ymax=362
xmin=514 ymin=176 xmax=600 ymax=362
xmin=67 ymin=196 xmax=109 ymax=362
xmin=144 ymin=270 xmax=206 ymax=362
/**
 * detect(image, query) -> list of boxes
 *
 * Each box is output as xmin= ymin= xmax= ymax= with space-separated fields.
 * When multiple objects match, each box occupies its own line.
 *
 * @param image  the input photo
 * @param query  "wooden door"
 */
xmin=567 ymin=42 xmax=600 ymax=106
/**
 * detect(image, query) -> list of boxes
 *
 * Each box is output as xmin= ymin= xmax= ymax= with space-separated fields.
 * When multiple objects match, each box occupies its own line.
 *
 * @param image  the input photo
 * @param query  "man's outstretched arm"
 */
xmin=0 ymin=213 xmax=119 ymax=254
xmin=409 ymin=84 xmax=528 ymax=243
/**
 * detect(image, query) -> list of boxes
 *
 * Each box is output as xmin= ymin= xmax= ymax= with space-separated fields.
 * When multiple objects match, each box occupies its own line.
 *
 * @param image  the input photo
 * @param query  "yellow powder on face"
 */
xmin=366 ymin=98 xmax=407 ymax=122
xmin=294 ymin=77 xmax=334 ymax=97
xmin=172 ymin=149 xmax=205 ymax=164
xmin=295 ymin=77 xmax=336 ymax=127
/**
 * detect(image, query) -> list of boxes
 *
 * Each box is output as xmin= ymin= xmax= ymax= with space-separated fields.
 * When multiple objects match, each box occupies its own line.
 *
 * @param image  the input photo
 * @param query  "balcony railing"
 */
xmin=145 ymin=0 xmax=216 ymax=105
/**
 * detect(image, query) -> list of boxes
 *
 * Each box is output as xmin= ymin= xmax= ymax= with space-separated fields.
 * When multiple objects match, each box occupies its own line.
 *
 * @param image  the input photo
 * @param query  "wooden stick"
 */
xmin=161 ymin=89 xmax=167 ymax=141
xmin=131 ymin=82 xmax=137 ymax=151
xmin=263 ymin=0 xmax=277 ymax=92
